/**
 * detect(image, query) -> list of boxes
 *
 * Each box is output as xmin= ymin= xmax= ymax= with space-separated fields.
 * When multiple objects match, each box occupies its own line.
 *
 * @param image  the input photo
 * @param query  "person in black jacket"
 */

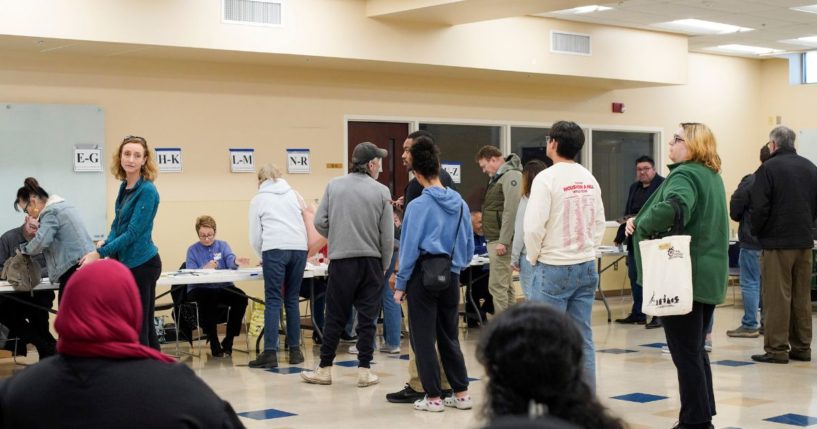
xmin=613 ymin=155 xmax=664 ymax=328
xmin=726 ymin=144 xmax=770 ymax=338
xmin=750 ymin=125 xmax=817 ymax=364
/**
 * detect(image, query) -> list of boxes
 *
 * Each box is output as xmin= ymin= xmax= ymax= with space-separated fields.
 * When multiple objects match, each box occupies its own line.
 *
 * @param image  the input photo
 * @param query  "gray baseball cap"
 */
xmin=352 ymin=142 xmax=388 ymax=164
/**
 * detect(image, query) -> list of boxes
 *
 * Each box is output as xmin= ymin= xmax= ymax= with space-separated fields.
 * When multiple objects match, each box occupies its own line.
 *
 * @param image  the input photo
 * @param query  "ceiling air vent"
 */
xmin=551 ymin=31 xmax=591 ymax=55
xmin=223 ymin=0 xmax=283 ymax=27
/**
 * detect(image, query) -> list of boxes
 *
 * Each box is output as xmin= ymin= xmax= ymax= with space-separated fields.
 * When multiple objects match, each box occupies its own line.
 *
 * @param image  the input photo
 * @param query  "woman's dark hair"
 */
xmin=14 ymin=177 xmax=49 ymax=211
xmin=478 ymin=303 xmax=624 ymax=429
xmin=410 ymin=139 xmax=440 ymax=179
xmin=522 ymin=160 xmax=547 ymax=198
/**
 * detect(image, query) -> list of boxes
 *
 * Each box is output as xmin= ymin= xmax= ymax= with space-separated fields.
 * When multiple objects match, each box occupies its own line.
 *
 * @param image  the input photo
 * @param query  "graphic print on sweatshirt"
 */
xmin=561 ymin=182 xmax=598 ymax=251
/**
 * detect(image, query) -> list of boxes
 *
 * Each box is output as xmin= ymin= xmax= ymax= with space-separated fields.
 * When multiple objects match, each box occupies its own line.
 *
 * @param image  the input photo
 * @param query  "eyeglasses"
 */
xmin=198 ymin=233 xmax=215 ymax=240
xmin=22 ymin=201 xmax=30 ymax=215
xmin=636 ymin=167 xmax=653 ymax=172
xmin=122 ymin=135 xmax=146 ymax=144
xmin=670 ymin=135 xmax=685 ymax=146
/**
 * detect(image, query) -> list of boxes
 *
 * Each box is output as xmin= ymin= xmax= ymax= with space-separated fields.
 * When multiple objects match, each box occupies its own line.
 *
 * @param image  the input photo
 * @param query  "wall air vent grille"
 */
xmin=551 ymin=31 xmax=591 ymax=55
xmin=223 ymin=0 xmax=282 ymax=26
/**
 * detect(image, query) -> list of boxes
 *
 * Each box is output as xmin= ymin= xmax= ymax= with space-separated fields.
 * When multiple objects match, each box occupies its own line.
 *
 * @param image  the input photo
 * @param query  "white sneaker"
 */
xmin=661 ymin=346 xmax=670 ymax=354
xmin=414 ymin=395 xmax=445 ymax=412
xmin=379 ymin=345 xmax=400 ymax=354
xmin=357 ymin=367 xmax=379 ymax=387
xmin=301 ymin=366 xmax=332 ymax=385
xmin=705 ymin=339 xmax=713 ymax=353
xmin=349 ymin=345 xmax=359 ymax=354
xmin=443 ymin=395 xmax=473 ymax=410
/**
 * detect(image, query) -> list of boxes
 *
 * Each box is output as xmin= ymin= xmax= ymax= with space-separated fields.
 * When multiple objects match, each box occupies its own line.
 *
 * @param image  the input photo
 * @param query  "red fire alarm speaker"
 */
xmin=612 ymin=102 xmax=625 ymax=113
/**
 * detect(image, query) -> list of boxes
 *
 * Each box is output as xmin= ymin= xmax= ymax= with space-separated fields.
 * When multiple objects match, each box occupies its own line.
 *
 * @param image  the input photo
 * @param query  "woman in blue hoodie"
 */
xmin=393 ymin=140 xmax=474 ymax=413
xmin=247 ymin=163 xmax=308 ymax=369
xmin=81 ymin=136 xmax=162 ymax=350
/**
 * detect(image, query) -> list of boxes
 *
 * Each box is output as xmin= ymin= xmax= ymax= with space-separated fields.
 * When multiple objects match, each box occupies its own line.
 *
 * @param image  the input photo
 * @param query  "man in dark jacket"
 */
xmin=613 ymin=155 xmax=664 ymax=328
xmin=726 ymin=144 xmax=770 ymax=338
xmin=750 ymin=125 xmax=817 ymax=364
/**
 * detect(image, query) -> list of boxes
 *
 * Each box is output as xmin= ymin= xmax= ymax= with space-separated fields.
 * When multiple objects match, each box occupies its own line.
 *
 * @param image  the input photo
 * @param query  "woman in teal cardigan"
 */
xmin=626 ymin=123 xmax=728 ymax=429
xmin=81 ymin=136 xmax=162 ymax=350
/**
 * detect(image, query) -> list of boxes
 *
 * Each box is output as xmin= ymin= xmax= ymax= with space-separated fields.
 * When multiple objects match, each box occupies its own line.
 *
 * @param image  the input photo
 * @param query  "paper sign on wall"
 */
xmin=287 ymin=148 xmax=311 ymax=174
xmin=155 ymin=148 xmax=182 ymax=173
xmin=442 ymin=161 xmax=461 ymax=184
xmin=73 ymin=145 xmax=102 ymax=172
xmin=230 ymin=148 xmax=255 ymax=173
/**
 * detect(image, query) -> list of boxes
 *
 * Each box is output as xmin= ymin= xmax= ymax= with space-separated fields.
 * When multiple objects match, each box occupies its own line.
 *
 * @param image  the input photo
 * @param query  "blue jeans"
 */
xmin=382 ymin=250 xmax=402 ymax=348
xmin=530 ymin=260 xmax=598 ymax=391
xmin=262 ymin=249 xmax=307 ymax=351
xmin=626 ymin=251 xmax=646 ymax=320
xmin=738 ymin=248 xmax=761 ymax=329
xmin=519 ymin=250 xmax=534 ymax=300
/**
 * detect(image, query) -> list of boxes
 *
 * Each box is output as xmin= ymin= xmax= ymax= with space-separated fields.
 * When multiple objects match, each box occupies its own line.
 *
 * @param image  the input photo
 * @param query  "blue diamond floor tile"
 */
xmin=467 ymin=377 xmax=481 ymax=382
xmin=764 ymin=413 xmax=817 ymax=427
xmin=266 ymin=366 xmax=307 ymax=374
xmin=335 ymin=360 xmax=376 ymax=367
xmin=611 ymin=393 xmax=668 ymax=403
xmin=238 ymin=408 xmax=297 ymax=420
xmin=598 ymin=348 xmax=639 ymax=354
xmin=713 ymin=360 xmax=755 ymax=367
xmin=640 ymin=342 xmax=668 ymax=349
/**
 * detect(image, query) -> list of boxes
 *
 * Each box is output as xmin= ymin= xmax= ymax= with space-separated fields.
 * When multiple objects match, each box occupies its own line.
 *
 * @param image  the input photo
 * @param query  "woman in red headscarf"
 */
xmin=0 ymin=259 xmax=245 ymax=429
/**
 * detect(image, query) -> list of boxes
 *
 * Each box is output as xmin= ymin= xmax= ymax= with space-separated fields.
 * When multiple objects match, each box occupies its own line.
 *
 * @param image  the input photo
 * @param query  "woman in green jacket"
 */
xmin=626 ymin=123 xmax=728 ymax=429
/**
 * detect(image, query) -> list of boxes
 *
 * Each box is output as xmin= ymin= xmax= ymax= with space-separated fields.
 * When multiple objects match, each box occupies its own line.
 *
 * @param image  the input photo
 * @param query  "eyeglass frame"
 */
xmin=670 ymin=135 xmax=685 ymax=146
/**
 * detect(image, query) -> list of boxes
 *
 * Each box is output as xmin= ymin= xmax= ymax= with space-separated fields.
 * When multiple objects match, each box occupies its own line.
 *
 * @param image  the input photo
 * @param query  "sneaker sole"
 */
xmin=248 ymin=363 xmax=278 ymax=369
xmin=358 ymin=380 xmax=379 ymax=387
xmin=726 ymin=333 xmax=759 ymax=338
xmin=300 ymin=374 xmax=332 ymax=385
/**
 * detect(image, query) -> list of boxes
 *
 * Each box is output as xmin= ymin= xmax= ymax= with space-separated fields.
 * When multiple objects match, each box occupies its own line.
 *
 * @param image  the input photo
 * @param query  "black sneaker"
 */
xmin=645 ymin=317 xmax=662 ymax=329
xmin=289 ymin=347 xmax=305 ymax=364
xmin=249 ymin=350 xmax=279 ymax=368
xmin=614 ymin=314 xmax=646 ymax=325
xmin=340 ymin=332 xmax=358 ymax=343
xmin=386 ymin=384 xmax=425 ymax=403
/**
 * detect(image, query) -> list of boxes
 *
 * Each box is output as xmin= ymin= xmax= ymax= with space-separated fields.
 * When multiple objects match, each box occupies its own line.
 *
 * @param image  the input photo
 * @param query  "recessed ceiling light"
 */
xmin=552 ymin=5 xmax=613 ymax=15
xmin=791 ymin=4 xmax=817 ymax=14
xmin=780 ymin=36 xmax=817 ymax=47
xmin=705 ymin=44 xmax=782 ymax=55
xmin=652 ymin=19 xmax=753 ymax=35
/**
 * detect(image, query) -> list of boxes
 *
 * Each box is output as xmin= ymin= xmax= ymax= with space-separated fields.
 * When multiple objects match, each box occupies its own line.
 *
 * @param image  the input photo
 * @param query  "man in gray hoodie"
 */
xmin=302 ymin=142 xmax=394 ymax=388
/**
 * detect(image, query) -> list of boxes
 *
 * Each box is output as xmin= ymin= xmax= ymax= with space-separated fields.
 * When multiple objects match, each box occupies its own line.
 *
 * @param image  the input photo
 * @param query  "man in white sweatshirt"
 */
xmin=523 ymin=120 xmax=606 ymax=391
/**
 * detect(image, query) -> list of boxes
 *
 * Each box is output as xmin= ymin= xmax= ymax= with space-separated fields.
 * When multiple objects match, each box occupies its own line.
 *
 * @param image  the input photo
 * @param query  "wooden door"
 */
xmin=347 ymin=121 xmax=410 ymax=199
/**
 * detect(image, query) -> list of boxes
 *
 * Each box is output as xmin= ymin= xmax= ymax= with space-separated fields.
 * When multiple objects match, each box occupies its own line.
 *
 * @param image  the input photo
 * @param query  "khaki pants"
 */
xmin=487 ymin=241 xmax=515 ymax=313
xmin=761 ymin=249 xmax=813 ymax=358
xmin=404 ymin=301 xmax=450 ymax=392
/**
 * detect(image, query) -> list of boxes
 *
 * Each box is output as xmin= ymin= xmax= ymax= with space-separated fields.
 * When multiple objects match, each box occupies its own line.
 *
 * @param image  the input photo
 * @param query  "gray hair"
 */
xmin=257 ymin=163 xmax=282 ymax=182
xmin=769 ymin=126 xmax=796 ymax=150
xmin=350 ymin=162 xmax=370 ymax=175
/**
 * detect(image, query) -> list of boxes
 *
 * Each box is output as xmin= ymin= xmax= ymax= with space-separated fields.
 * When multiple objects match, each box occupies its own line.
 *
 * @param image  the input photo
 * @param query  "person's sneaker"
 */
xmin=789 ymin=351 xmax=811 ymax=362
xmin=248 ymin=350 xmax=278 ymax=368
xmin=379 ymin=345 xmax=401 ymax=354
xmin=301 ymin=365 xmax=333 ymax=384
xmin=348 ymin=345 xmax=359 ymax=354
xmin=661 ymin=345 xmax=670 ymax=354
xmin=221 ymin=336 xmax=234 ymax=356
xmin=289 ymin=347 xmax=304 ymax=364
xmin=357 ymin=367 xmax=379 ymax=387
xmin=751 ymin=353 xmax=788 ymax=364
xmin=414 ymin=396 xmax=444 ymax=412
xmin=704 ymin=339 xmax=713 ymax=353
xmin=386 ymin=384 xmax=425 ymax=403
xmin=339 ymin=332 xmax=358 ymax=343
xmin=726 ymin=326 xmax=760 ymax=338
xmin=443 ymin=395 xmax=473 ymax=410
xmin=645 ymin=317 xmax=662 ymax=329
xmin=614 ymin=314 xmax=646 ymax=325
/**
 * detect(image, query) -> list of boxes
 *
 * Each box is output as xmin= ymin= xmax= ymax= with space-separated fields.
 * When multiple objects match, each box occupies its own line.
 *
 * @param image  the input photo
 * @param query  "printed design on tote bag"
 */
xmin=648 ymin=292 xmax=681 ymax=307
xmin=666 ymin=246 xmax=684 ymax=260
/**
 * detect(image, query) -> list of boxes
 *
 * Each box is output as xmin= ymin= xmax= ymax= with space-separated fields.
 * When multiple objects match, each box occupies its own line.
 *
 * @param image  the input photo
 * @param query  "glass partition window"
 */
xmin=591 ymin=130 xmax=657 ymax=219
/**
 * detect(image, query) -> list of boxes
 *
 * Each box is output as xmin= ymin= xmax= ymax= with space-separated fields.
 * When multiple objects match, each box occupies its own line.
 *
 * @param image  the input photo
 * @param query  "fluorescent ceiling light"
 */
xmin=705 ymin=44 xmax=783 ymax=56
xmin=652 ymin=19 xmax=753 ymax=35
xmin=780 ymin=36 xmax=817 ymax=47
xmin=552 ymin=5 xmax=613 ymax=15
xmin=791 ymin=4 xmax=817 ymax=14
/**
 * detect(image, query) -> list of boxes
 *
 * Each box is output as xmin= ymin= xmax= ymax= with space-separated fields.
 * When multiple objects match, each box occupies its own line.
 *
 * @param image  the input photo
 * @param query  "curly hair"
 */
xmin=410 ymin=138 xmax=440 ymax=179
xmin=478 ymin=303 xmax=624 ymax=429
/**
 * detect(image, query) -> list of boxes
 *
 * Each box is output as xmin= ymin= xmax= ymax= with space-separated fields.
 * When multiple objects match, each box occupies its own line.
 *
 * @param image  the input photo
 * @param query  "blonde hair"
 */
xmin=257 ymin=163 xmax=282 ymax=183
xmin=681 ymin=123 xmax=721 ymax=173
xmin=195 ymin=215 xmax=217 ymax=233
xmin=110 ymin=136 xmax=158 ymax=182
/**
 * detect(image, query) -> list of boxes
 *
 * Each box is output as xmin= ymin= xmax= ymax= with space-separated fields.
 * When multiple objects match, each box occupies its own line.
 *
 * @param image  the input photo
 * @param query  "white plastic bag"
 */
xmin=639 ymin=235 xmax=693 ymax=317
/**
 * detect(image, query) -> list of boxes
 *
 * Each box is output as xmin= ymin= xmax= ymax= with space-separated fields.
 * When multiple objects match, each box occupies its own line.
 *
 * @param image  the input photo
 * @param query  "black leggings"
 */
xmin=131 ymin=254 xmax=162 ymax=350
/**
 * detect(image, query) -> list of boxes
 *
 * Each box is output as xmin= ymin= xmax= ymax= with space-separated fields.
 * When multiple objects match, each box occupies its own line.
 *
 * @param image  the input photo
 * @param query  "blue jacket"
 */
xmin=98 ymin=178 xmax=160 ymax=268
xmin=185 ymin=240 xmax=239 ymax=291
xmin=23 ymin=196 xmax=95 ymax=283
xmin=396 ymin=186 xmax=474 ymax=291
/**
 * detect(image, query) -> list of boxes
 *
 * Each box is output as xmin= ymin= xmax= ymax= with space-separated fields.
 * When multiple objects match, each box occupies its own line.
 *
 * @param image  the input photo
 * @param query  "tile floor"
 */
xmin=2 ymin=300 xmax=816 ymax=429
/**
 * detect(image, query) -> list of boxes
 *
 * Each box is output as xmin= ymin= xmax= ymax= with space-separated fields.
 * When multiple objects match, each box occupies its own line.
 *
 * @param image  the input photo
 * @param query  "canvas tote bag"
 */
xmin=639 ymin=198 xmax=693 ymax=317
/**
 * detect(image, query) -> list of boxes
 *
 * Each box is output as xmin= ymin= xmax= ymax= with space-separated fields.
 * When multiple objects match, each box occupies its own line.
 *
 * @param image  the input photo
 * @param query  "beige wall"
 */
xmin=760 ymin=58 xmax=817 ymax=133
xmin=0 ymin=49 xmax=773 ymax=294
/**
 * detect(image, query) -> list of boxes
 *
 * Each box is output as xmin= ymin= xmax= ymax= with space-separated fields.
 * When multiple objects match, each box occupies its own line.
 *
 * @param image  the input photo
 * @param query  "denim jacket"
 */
xmin=98 ymin=177 xmax=160 ymax=268
xmin=23 ymin=196 xmax=95 ymax=283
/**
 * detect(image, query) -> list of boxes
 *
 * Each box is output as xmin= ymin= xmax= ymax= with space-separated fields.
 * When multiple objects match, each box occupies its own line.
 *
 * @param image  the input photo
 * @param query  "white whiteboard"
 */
xmin=0 ymin=104 xmax=107 ymax=239
xmin=798 ymin=128 xmax=817 ymax=168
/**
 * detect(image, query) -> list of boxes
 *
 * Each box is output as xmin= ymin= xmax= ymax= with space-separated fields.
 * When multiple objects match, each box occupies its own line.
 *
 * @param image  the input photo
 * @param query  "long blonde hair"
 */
xmin=110 ymin=136 xmax=158 ymax=181
xmin=257 ymin=163 xmax=283 ymax=183
xmin=681 ymin=123 xmax=721 ymax=173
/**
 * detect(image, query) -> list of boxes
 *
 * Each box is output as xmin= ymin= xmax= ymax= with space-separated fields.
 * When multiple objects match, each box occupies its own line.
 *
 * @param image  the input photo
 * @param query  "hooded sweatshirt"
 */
xmin=395 ymin=186 xmax=474 ymax=291
xmin=249 ymin=178 xmax=307 ymax=256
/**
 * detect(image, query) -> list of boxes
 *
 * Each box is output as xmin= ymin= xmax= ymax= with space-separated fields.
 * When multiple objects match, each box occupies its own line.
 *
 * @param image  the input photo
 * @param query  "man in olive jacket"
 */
xmin=749 ymin=125 xmax=817 ymax=364
xmin=476 ymin=146 xmax=522 ymax=313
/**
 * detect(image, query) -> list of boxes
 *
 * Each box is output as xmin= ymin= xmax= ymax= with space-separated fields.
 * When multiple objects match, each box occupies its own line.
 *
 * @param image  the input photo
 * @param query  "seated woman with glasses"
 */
xmin=185 ymin=215 xmax=250 ymax=357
